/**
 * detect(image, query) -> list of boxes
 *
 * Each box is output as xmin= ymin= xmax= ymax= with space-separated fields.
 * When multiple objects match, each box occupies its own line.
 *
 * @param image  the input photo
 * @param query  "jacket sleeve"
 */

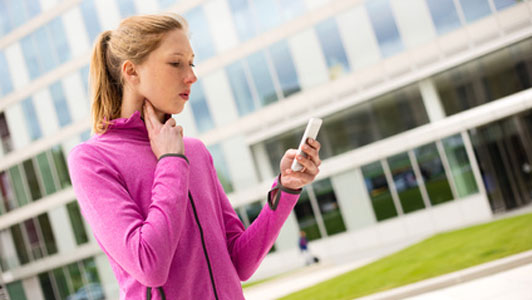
xmin=68 ymin=144 xmax=190 ymax=287
xmin=201 ymin=145 xmax=301 ymax=281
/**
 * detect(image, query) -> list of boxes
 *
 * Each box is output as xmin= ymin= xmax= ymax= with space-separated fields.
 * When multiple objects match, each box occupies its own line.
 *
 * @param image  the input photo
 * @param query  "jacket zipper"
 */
xmin=189 ymin=191 xmax=220 ymax=300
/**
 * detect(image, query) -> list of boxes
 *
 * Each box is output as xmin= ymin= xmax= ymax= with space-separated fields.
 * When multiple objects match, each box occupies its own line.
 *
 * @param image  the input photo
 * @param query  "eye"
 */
xmin=190 ymin=63 xmax=196 ymax=68
xmin=169 ymin=62 xmax=180 ymax=67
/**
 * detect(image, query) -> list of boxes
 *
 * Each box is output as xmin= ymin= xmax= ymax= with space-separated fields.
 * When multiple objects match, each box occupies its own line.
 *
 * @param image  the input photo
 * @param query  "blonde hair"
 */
xmin=89 ymin=14 xmax=188 ymax=135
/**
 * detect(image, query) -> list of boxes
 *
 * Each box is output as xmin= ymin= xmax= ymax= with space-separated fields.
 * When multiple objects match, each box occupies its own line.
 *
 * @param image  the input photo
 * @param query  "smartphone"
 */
xmin=291 ymin=118 xmax=323 ymax=172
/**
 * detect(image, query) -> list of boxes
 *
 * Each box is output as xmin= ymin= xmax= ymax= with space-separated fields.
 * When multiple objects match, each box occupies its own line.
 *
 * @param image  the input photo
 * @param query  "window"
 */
xmin=51 ymin=145 xmax=71 ymax=188
xmin=80 ymin=65 xmax=90 ymax=96
xmin=23 ymin=159 xmax=42 ymax=201
xmin=80 ymin=0 xmax=102 ymax=43
xmin=67 ymin=201 xmax=89 ymax=245
xmin=39 ymin=272 xmax=56 ymax=300
xmin=38 ymin=213 xmax=57 ymax=255
xmin=116 ymin=0 xmax=136 ymax=18
xmin=0 ymin=112 xmax=13 ymax=153
xmin=443 ymin=134 xmax=479 ymax=197
xmin=388 ymin=152 xmax=425 ymax=213
xmin=315 ymin=18 xmax=350 ymax=79
xmin=50 ymin=81 xmax=73 ymax=127
xmin=48 ymin=17 xmax=71 ymax=64
xmin=246 ymin=51 xmax=278 ymax=106
xmin=459 ymin=0 xmax=492 ymax=23
xmin=492 ymin=0 xmax=522 ymax=10
xmin=264 ymin=128 xmax=302 ymax=174
xmin=6 ymin=281 xmax=27 ymax=300
xmin=0 ymin=0 xmax=42 ymax=37
xmin=189 ymin=80 xmax=215 ymax=133
xmin=159 ymin=0 xmax=179 ymax=9
xmin=208 ymin=144 xmax=234 ymax=193
xmin=269 ymin=40 xmax=301 ymax=98
xmin=0 ymin=51 xmax=13 ymax=96
xmin=20 ymin=35 xmax=41 ymax=79
xmin=314 ymin=178 xmax=346 ymax=235
xmin=228 ymin=0 xmax=256 ymax=41
xmin=278 ymin=0 xmax=306 ymax=20
xmin=0 ymin=171 xmax=16 ymax=212
xmin=294 ymin=190 xmax=322 ymax=241
xmin=253 ymin=0 xmax=282 ymax=32
xmin=366 ymin=0 xmax=404 ymax=57
xmin=362 ymin=161 xmax=398 ymax=221
xmin=226 ymin=61 xmax=256 ymax=116
xmin=185 ymin=6 xmax=216 ymax=62
xmin=24 ymin=219 xmax=44 ymax=259
xmin=21 ymin=98 xmax=42 ymax=140
xmin=435 ymin=38 xmax=532 ymax=116
xmin=9 ymin=165 xmax=29 ymax=207
xmin=426 ymin=0 xmax=462 ymax=35
xmin=36 ymin=151 xmax=58 ymax=196
xmin=245 ymin=201 xmax=262 ymax=225
xmin=11 ymin=224 xmax=30 ymax=265
xmin=414 ymin=143 xmax=454 ymax=205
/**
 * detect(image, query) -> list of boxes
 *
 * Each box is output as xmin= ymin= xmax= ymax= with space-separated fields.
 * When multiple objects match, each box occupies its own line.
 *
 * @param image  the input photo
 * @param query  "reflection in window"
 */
xmin=67 ymin=262 xmax=84 ymax=296
xmin=208 ymin=144 xmax=234 ymax=193
xmin=0 ymin=112 xmax=13 ymax=153
xmin=269 ymin=40 xmax=301 ymax=98
xmin=51 ymin=145 xmax=71 ymax=188
xmin=0 ymin=171 xmax=16 ymax=212
xmin=24 ymin=219 xmax=43 ymax=259
xmin=415 ymin=143 xmax=454 ymax=205
xmin=435 ymin=38 xmax=532 ymax=116
xmin=37 ymin=152 xmax=57 ymax=196
xmin=226 ymin=61 xmax=256 ymax=116
xmin=39 ymin=272 xmax=56 ymax=300
xmin=0 ymin=51 xmax=13 ymax=96
xmin=6 ymin=280 xmax=27 ymax=300
xmin=116 ymin=0 xmax=136 ymax=18
xmin=38 ymin=213 xmax=58 ymax=255
xmin=185 ymin=6 xmax=216 ymax=62
xmin=245 ymin=201 xmax=262 ymax=225
xmin=9 ymin=165 xmax=29 ymax=207
xmin=492 ymin=0 xmax=521 ymax=10
xmin=67 ymin=201 xmax=89 ymax=245
xmin=388 ymin=153 xmax=425 ymax=213
xmin=426 ymin=0 xmax=462 ymax=35
xmin=443 ymin=134 xmax=479 ymax=197
xmin=80 ymin=0 xmax=102 ymax=43
xmin=247 ymin=51 xmax=278 ymax=106
xmin=294 ymin=190 xmax=321 ymax=241
xmin=313 ymin=178 xmax=345 ymax=236
xmin=362 ymin=161 xmax=397 ymax=221
xmin=315 ymin=18 xmax=350 ymax=80
xmin=50 ymin=81 xmax=72 ymax=128
xmin=53 ymin=267 xmax=71 ymax=299
xmin=21 ymin=98 xmax=42 ymax=140
xmin=23 ymin=159 xmax=42 ymax=201
xmin=253 ymin=0 xmax=281 ymax=32
xmin=189 ymin=80 xmax=215 ymax=133
xmin=228 ymin=0 xmax=256 ymax=41
xmin=11 ymin=224 xmax=30 ymax=265
xmin=459 ymin=0 xmax=492 ymax=23
xmin=366 ymin=0 xmax=404 ymax=57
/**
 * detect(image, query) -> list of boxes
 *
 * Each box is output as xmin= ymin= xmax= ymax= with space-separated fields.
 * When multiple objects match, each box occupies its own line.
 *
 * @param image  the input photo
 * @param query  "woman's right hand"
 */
xmin=143 ymin=100 xmax=185 ymax=159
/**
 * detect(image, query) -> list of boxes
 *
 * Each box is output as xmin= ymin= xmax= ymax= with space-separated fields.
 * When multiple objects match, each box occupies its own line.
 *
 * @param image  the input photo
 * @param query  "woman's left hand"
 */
xmin=279 ymin=138 xmax=322 ymax=190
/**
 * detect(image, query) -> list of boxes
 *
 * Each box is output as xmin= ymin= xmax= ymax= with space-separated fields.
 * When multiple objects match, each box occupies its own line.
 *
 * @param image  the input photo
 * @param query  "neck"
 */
xmin=121 ymin=87 xmax=165 ymax=122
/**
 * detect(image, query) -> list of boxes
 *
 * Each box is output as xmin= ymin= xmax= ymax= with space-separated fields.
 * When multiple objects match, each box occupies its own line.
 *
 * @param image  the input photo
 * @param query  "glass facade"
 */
xmin=459 ymin=0 xmax=492 ymax=23
xmin=189 ymin=80 xmax=215 ymax=133
xmin=366 ymin=0 xmax=404 ymax=57
xmin=426 ymin=0 xmax=462 ymax=35
xmin=208 ymin=143 xmax=234 ymax=193
xmin=0 ymin=0 xmax=41 ymax=37
xmin=315 ymin=18 xmax=350 ymax=79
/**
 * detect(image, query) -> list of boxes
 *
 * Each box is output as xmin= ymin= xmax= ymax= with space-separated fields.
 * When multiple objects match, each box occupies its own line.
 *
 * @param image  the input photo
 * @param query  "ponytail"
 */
xmin=90 ymin=31 xmax=122 ymax=135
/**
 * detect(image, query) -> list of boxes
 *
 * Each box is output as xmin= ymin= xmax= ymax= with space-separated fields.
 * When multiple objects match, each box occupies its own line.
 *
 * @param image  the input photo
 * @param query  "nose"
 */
xmin=184 ymin=66 xmax=197 ymax=85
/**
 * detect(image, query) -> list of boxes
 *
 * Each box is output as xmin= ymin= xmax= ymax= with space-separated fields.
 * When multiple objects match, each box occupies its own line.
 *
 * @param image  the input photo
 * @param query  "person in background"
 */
xmin=68 ymin=13 xmax=322 ymax=300
xmin=299 ymin=230 xmax=319 ymax=265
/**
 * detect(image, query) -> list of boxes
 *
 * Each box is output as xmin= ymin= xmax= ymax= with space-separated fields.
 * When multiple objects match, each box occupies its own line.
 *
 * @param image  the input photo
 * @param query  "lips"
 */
xmin=180 ymin=91 xmax=190 ymax=101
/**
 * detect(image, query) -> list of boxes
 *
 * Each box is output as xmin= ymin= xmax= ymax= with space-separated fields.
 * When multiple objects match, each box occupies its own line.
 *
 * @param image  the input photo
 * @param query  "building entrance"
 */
xmin=470 ymin=111 xmax=532 ymax=213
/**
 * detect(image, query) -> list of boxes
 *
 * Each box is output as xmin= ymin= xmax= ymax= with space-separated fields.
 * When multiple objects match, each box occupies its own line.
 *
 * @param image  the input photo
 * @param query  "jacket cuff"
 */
xmin=268 ymin=174 xmax=302 ymax=211
xmin=158 ymin=153 xmax=189 ymax=164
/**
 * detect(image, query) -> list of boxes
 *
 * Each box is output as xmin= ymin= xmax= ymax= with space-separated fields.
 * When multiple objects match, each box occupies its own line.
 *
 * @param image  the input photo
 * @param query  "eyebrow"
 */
xmin=171 ymin=52 xmax=195 ymax=57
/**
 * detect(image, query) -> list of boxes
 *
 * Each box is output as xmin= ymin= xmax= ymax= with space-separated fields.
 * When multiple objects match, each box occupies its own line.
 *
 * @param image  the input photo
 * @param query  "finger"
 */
xmin=144 ymin=100 xmax=161 ymax=130
xmin=143 ymin=103 xmax=153 ymax=132
xmin=282 ymin=169 xmax=314 ymax=185
xmin=307 ymin=138 xmax=321 ymax=151
xmin=295 ymin=154 xmax=319 ymax=176
xmin=165 ymin=117 xmax=176 ymax=127
xmin=301 ymin=144 xmax=321 ymax=167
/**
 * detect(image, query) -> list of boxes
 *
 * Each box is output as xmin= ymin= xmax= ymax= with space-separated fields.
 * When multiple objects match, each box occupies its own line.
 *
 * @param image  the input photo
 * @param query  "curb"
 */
xmin=355 ymin=249 xmax=532 ymax=300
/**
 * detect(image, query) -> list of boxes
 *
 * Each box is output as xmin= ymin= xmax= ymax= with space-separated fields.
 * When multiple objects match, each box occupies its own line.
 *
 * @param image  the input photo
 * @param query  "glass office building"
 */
xmin=0 ymin=0 xmax=531 ymax=298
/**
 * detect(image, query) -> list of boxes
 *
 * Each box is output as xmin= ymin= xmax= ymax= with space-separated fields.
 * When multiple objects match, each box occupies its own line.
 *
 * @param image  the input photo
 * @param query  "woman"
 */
xmin=68 ymin=13 xmax=322 ymax=300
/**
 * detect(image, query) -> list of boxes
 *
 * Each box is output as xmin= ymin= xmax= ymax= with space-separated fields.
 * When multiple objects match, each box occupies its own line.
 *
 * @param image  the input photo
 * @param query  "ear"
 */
xmin=122 ymin=60 xmax=140 ymax=86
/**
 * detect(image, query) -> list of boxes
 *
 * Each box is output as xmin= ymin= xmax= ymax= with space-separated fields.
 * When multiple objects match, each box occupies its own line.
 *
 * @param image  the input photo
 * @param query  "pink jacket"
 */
xmin=68 ymin=111 xmax=301 ymax=299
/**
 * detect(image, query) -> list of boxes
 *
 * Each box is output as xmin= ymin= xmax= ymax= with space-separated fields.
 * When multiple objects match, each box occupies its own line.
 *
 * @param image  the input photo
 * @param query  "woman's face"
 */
xmin=135 ymin=29 xmax=197 ymax=115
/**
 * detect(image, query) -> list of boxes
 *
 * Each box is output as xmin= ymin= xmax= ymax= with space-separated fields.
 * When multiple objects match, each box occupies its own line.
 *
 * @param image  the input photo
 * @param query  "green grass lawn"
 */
xmin=280 ymin=212 xmax=532 ymax=300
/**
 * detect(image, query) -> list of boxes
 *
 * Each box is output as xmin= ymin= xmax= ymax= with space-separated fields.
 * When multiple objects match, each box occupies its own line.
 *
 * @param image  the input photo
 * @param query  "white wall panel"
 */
xmin=39 ymin=0 xmax=59 ymax=11
xmin=204 ymin=0 xmax=239 ymax=53
xmin=22 ymin=277 xmax=45 ymax=300
xmin=336 ymin=6 xmax=381 ymax=71
xmin=202 ymin=69 xmax=239 ymax=127
xmin=63 ymin=7 xmax=91 ymax=58
xmin=94 ymin=0 xmax=121 ymax=30
xmin=222 ymin=135 xmax=258 ymax=191
xmin=133 ymin=0 xmax=159 ymax=14
xmin=5 ymin=104 xmax=30 ymax=150
xmin=62 ymin=72 xmax=90 ymax=122
xmin=33 ymin=89 xmax=60 ymax=137
xmin=48 ymin=205 xmax=77 ymax=253
xmin=390 ymin=0 xmax=436 ymax=48
xmin=288 ymin=29 xmax=328 ymax=90
xmin=5 ymin=43 xmax=30 ymax=90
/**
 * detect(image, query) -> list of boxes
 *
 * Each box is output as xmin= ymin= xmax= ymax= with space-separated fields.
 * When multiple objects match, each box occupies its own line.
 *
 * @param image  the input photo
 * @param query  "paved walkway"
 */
xmin=244 ymin=250 xmax=532 ymax=300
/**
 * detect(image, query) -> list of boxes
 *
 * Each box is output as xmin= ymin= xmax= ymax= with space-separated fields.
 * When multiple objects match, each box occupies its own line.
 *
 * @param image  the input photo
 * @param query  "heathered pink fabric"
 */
xmin=68 ymin=110 xmax=300 ymax=300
